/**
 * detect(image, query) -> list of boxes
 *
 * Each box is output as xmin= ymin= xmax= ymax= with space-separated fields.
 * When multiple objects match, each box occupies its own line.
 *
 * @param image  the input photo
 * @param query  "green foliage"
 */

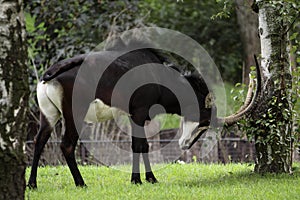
xmin=25 ymin=0 xmax=243 ymax=84
xmin=25 ymin=164 xmax=300 ymax=199
xmin=25 ymin=0 xmax=143 ymax=114
xmin=230 ymin=64 xmax=298 ymax=136
xmin=226 ymin=0 xmax=300 ymax=173
xmin=292 ymin=66 xmax=300 ymax=142
xmin=25 ymin=0 xmax=141 ymax=70
xmin=289 ymin=2 xmax=300 ymax=142
xmin=154 ymin=114 xmax=180 ymax=130
xmin=140 ymin=0 xmax=243 ymax=83
xmin=24 ymin=1 xmax=246 ymax=133
xmin=230 ymin=82 xmax=247 ymax=112
xmin=211 ymin=0 xmax=234 ymax=19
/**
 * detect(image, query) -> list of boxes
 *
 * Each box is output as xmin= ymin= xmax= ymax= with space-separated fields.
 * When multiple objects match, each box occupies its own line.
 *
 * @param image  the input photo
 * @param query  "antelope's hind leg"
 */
xmin=28 ymin=113 xmax=54 ymax=189
xmin=28 ymin=82 xmax=61 ymax=189
xmin=60 ymin=110 xmax=86 ymax=187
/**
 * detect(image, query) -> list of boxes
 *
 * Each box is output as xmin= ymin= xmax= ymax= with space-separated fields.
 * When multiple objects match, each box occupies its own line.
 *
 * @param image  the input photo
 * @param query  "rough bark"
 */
xmin=0 ymin=0 xmax=29 ymax=199
xmin=235 ymin=0 xmax=260 ymax=85
xmin=253 ymin=0 xmax=293 ymax=173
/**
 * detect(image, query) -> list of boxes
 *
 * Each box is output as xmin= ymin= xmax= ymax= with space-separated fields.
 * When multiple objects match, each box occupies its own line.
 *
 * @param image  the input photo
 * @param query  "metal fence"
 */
xmin=25 ymin=129 xmax=258 ymax=166
xmin=26 ymin=117 xmax=300 ymax=167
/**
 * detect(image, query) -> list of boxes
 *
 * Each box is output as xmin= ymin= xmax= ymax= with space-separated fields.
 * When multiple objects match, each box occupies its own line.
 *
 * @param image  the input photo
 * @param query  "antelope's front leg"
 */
xmin=131 ymin=146 xmax=142 ymax=184
xmin=130 ymin=107 xmax=158 ymax=184
xmin=142 ymin=153 xmax=158 ymax=183
xmin=131 ymin=136 xmax=157 ymax=184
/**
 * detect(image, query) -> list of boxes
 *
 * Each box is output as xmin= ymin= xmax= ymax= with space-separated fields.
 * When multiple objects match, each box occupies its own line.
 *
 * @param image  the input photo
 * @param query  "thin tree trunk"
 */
xmin=235 ymin=0 xmax=260 ymax=85
xmin=0 ymin=1 xmax=29 ymax=199
xmin=254 ymin=0 xmax=293 ymax=173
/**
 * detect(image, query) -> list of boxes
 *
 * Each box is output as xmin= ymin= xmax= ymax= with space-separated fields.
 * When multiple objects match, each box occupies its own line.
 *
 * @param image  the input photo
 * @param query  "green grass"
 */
xmin=26 ymin=163 xmax=300 ymax=200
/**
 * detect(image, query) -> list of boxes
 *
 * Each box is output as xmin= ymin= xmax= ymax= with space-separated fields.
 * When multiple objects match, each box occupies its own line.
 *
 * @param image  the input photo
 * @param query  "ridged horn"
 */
xmin=219 ymin=55 xmax=262 ymax=126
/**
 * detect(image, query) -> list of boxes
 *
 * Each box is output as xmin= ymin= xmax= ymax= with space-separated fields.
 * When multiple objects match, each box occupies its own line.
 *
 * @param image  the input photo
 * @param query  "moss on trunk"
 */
xmin=0 ymin=0 xmax=29 ymax=199
xmin=253 ymin=0 xmax=293 ymax=174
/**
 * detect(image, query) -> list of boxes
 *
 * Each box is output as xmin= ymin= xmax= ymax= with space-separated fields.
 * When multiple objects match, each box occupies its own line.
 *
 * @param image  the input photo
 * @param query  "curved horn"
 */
xmin=235 ymin=75 xmax=255 ymax=113
xmin=219 ymin=55 xmax=262 ymax=126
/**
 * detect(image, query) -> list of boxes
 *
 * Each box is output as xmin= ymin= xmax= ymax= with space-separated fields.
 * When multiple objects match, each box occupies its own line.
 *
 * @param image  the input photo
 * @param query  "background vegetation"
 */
xmin=25 ymin=0 xmax=244 ymax=83
xmin=25 ymin=0 xmax=247 ymax=135
xmin=24 ymin=0 xmax=300 ymax=164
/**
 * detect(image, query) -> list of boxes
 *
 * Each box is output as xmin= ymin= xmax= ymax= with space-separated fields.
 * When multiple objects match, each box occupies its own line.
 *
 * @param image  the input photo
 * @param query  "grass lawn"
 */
xmin=26 ymin=163 xmax=300 ymax=200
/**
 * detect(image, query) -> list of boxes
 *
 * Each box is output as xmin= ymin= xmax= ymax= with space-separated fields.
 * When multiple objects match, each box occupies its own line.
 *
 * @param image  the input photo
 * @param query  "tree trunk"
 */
xmin=0 ymin=0 xmax=29 ymax=199
xmin=253 ymin=0 xmax=293 ymax=173
xmin=235 ymin=0 xmax=260 ymax=85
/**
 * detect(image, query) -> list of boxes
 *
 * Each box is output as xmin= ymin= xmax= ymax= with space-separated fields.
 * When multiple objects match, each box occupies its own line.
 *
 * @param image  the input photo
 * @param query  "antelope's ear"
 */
xmin=205 ymin=93 xmax=214 ymax=109
xmin=42 ymin=71 xmax=54 ymax=81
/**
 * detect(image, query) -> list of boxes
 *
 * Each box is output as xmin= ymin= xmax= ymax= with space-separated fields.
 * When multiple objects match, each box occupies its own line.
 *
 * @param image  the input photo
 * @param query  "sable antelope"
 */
xmin=27 ymin=39 xmax=261 ymax=188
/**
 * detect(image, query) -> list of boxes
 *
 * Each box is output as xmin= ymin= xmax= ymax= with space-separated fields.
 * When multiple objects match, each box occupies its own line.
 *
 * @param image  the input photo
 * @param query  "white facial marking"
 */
xmin=178 ymin=117 xmax=199 ymax=149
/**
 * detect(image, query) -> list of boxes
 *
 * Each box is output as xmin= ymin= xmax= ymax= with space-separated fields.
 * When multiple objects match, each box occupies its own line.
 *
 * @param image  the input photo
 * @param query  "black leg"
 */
xmin=60 ymin=141 xmax=86 ymax=187
xmin=130 ymin=106 xmax=158 ymax=184
xmin=131 ymin=122 xmax=157 ymax=184
xmin=131 ymin=151 xmax=142 ymax=184
xmin=143 ymin=153 xmax=158 ymax=183
xmin=28 ymin=113 xmax=53 ymax=189
xmin=61 ymin=114 xmax=86 ymax=187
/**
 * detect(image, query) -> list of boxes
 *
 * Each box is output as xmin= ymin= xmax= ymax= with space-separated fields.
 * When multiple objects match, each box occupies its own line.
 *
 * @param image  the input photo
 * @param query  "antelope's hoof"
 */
xmin=146 ymin=173 xmax=158 ymax=183
xmin=131 ymin=174 xmax=142 ymax=184
xmin=146 ymin=177 xmax=158 ymax=184
xmin=27 ymin=182 xmax=37 ymax=189
xmin=146 ymin=172 xmax=158 ymax=184
xmin=131 ymin=177 xmax=142 ymax=184
xmin=76 ymin=183 xmax=88 ymax=188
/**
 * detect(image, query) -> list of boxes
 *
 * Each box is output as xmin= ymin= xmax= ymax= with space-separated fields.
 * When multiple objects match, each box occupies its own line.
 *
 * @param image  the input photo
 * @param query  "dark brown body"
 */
xmin=28 ymin=49 xmax=212 ymax=188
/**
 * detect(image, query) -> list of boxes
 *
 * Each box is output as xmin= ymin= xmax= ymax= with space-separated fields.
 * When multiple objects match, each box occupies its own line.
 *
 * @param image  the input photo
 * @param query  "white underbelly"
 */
xmin=84 ymin=99 xmax=129 ymax=123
